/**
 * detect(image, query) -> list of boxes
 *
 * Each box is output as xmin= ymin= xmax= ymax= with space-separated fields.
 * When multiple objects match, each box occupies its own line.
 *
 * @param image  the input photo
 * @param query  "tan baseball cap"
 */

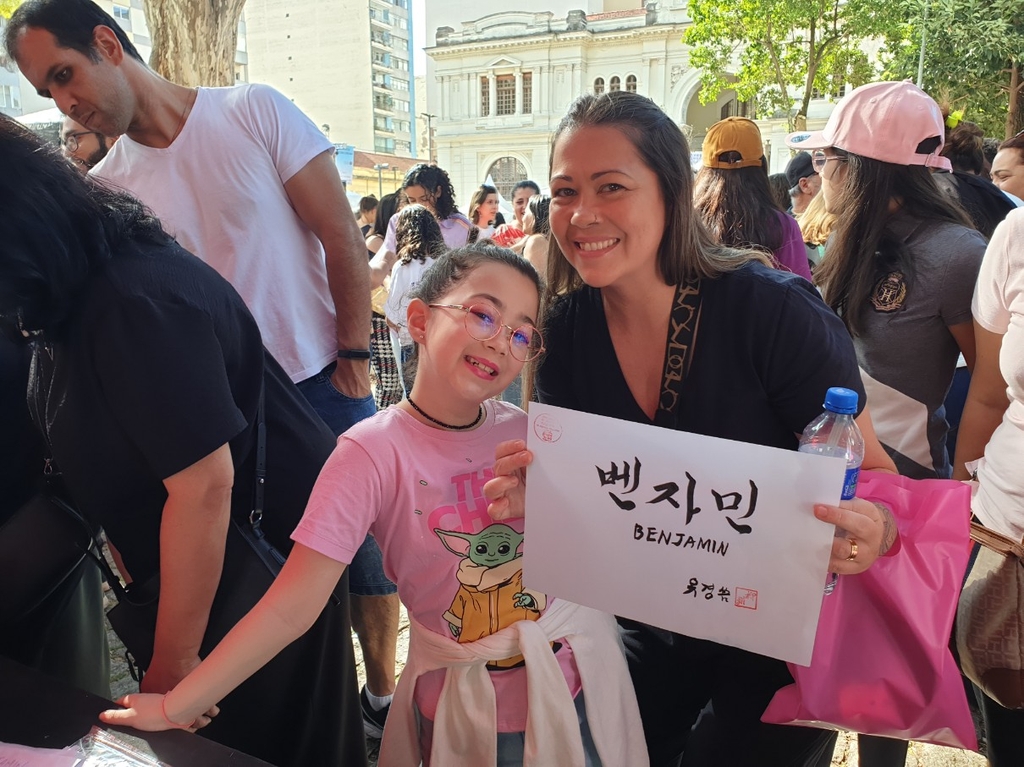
xmin=702 ymin=117 xmax=764 ymax=169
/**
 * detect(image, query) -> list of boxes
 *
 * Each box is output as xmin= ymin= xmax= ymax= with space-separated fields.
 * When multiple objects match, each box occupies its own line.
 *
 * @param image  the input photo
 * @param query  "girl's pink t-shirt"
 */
xmin=292 ymin=400 xmax=581 ymax=731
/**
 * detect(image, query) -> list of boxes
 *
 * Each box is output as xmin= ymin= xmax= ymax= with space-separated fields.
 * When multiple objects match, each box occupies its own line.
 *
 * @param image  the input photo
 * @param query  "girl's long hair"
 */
xmin=694 ymin=160 xmax=783 ymax=253
xmin=817 ymin=147 xmax=974 ymax=336
xmin=0 ymin=115 xmax=171 ymax=339
xmin=395 ymin=204 xmax=446 ymax=264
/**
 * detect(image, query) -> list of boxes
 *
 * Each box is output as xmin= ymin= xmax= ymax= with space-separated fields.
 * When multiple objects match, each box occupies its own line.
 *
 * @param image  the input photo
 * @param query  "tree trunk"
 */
xmin=143 ymin=0 xmax=246 ymax=87
xmin=1007 ymin=59 xmax=1023 ymax=139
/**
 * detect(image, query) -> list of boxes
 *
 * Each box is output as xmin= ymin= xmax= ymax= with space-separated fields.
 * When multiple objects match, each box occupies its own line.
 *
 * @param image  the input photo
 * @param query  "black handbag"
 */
xmin=96 ymin=387 xmax=288 ymax=679
xmin=0 ymin=483 xmax=100 ymax=623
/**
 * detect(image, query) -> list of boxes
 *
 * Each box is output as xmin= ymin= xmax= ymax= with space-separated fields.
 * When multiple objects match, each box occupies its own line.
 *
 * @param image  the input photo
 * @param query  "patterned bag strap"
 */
xmin=653 ymin=278 xmax=702 ymax=430
xmin=970 ymin=521 xmax=1024 ymax=559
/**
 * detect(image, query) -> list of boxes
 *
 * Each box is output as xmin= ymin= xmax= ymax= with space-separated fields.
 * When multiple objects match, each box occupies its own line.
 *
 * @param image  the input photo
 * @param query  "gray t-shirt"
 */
xmin=854 ymin=213 xmax=985 ymax=478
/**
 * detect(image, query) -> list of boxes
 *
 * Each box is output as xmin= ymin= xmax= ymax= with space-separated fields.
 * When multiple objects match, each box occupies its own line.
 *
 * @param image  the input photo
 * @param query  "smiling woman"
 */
xmin=535 ymin=91 xmax=900 ymax=767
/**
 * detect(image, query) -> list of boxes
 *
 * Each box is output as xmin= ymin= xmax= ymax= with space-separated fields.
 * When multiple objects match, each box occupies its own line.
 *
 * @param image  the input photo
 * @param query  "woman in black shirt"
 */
xmin=0 ymin=116 xmax=366 ymax=767
xmin=533 ymin=93 xmax=899 ymax=767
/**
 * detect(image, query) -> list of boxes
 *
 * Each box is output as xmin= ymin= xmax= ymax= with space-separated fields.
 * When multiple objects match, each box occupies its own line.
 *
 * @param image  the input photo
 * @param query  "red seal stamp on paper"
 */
xmin=533 ymin=413 xmax=563 ymax=443
xmin=734 ymin=588 xmax=758 ymax=610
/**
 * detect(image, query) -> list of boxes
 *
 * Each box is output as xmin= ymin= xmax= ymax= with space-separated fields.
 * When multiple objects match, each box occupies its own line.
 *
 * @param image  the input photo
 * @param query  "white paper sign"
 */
xmin=524 ymin=403 xmax=848 ymax=665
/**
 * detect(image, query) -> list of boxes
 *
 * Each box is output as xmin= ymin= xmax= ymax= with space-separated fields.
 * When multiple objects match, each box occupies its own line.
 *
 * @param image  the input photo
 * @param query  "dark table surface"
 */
xmin=0 ymin=656 xmax=272 ymax=765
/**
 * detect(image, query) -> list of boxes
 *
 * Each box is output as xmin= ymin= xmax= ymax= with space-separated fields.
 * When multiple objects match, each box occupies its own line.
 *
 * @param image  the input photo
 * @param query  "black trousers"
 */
xmin=976 ymin=685 xmax=1024 ymax=767
xmin=620 ymin=619 xmax=837 ymax=767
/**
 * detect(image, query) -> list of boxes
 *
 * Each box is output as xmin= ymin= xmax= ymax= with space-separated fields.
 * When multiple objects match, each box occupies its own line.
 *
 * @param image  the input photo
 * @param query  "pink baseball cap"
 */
xmin=785 ymin=81 xmax=952 ymax=171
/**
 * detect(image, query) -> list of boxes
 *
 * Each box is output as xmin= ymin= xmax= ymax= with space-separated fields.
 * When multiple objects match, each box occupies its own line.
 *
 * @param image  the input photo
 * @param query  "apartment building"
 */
xmin=244 ymin=0 xmax=417 ymax=157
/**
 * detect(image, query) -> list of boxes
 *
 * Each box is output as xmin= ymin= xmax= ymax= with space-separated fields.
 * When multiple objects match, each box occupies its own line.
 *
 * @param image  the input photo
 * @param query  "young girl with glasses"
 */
xmin=101 ymin=244 xmax=648 ymax=767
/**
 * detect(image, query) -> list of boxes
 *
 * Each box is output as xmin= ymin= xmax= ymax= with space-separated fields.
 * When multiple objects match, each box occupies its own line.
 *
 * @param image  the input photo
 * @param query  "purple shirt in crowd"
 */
xmin=773 ymin=211 xmax=813 ymax=281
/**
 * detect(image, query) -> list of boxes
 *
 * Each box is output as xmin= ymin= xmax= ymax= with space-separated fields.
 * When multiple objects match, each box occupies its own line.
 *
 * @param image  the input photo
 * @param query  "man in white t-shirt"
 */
xmin=9 ymin=0 xmax=399 ymax=743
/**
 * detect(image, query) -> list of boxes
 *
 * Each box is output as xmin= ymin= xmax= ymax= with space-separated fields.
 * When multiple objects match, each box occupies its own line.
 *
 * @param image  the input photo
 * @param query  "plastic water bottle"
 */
xmin=799 ymin=387 xmax=864 ymax=593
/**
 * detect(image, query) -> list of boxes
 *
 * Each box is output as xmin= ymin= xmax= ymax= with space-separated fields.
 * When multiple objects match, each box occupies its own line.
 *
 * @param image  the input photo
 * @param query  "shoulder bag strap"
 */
xmin=653 ymin=278 xmax=702 ymax=430
xmin=249 ymin=382 xmax=267 ymax=534
xmin=970 ymin=520 xmax=1024 ymax=559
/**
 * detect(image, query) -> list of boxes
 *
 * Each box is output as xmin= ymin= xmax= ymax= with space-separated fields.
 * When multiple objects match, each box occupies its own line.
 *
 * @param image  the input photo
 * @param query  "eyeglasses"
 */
xmin=61 ymin=131 xmax=97 ymax=153
xmin=428 ymin=303 xmax=545 ymax=362
xmin=811 ymin=150 xmax=848 ymax=172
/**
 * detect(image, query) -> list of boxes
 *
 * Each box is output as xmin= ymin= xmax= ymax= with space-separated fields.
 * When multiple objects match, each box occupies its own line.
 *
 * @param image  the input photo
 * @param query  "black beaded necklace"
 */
xmin=407 ymin=397 xmax=484 ymax=431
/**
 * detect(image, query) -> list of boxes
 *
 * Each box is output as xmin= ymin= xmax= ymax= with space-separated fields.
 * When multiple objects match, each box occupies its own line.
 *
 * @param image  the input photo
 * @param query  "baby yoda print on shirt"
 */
xmin=426 ymin=468 xmax=549 ymax=668
xmin=435 ymin=524 xmax=548 ymax=668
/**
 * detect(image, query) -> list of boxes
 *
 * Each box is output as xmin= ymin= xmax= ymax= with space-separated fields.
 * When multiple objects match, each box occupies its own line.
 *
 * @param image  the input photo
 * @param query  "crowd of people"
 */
xmin=3 ymin=0 xmax=1024 ymax=766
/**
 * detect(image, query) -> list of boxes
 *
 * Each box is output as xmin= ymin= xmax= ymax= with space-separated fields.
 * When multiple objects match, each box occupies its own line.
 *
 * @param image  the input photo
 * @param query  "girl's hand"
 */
xmin=814 ymin=497 xmax=896 ymax=574
xmin=484 ymin=439 xmax=533 ymax=520
xmin=99 ymin=693 xmax=214 ymax=733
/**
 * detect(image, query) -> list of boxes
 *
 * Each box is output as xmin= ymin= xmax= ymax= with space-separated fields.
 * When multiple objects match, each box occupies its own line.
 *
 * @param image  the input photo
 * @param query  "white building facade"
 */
xmin=426 ymin=2 xmax=838 ymax=202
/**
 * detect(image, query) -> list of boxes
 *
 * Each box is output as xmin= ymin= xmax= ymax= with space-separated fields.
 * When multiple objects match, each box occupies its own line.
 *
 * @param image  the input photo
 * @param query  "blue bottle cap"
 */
xmin=823 ymin=387 xmax=858 ymax=415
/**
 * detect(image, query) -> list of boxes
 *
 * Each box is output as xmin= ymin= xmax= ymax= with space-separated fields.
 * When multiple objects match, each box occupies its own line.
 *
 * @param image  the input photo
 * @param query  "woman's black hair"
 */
xmin=371 ymin=191 xmax=402 ymax=240
xmin=817 ymin=148 xmax=975 ymax=336
xmin=0 ymin=115 xmax=170 ymax=339
xmin=693 ymin=159 xmax=783 ymax=254
xmin=395 ymin=204 xmax=446 ymax=265
xmin=403 ymin=164 xmax=460 ymax=221
xmin=526 ymin=194 xmax=550 ymax=236
xmin=5 ymin=0 xmax=144 ymax=64
xmin=468 ymin=184 xmax=498 ymax=226
xmin=403 ymin=244 xmax=544 ymax=390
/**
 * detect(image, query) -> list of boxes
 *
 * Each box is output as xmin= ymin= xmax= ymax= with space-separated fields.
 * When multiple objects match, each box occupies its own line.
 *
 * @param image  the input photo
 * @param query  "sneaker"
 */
xmin=360 ymin=686 xmax=390 ymax=739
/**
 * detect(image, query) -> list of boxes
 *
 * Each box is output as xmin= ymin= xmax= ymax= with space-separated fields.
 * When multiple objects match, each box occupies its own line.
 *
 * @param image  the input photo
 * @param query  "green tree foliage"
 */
xmin=684 ymin=0 xmax=892 ymax=128
xmin=0 ymin=0 xmax=21 ymax=19
xmin=882 ymin=0 xmax=1024 ymax=138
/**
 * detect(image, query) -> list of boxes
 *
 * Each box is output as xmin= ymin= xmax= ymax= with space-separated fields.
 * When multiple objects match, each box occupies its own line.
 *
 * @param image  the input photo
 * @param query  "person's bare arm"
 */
xmin=953 ymin=322 xmax=1008 ymax=480
xmin=369 ymin=248 xmax=398 ymax=289
xmin=284 ymin=150 xmax=371 ymax=398
xmin=102 ymin=544 xmax=347 ymax=730
xmin=856 ymin=406 xmax=897 ymax=474
xmin=142 ymin=444 xmax=234 ymax=696
xmin=523 ymin=235 xmax=549 ymax=276
xmin=948 ymin=321 xmax=977 ymax=374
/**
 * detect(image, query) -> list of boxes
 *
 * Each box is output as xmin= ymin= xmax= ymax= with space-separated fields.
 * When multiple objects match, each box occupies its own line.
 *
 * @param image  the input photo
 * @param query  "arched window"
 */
xmin=626 ymin=75 xmax=637 ymax=93
xmin=486 ymin=157 xmax=529 ymax=200
xmin=609 ymin=76 xmax=621 ymax=92
xmin=594 ymin=77 xmax=605 ymax=95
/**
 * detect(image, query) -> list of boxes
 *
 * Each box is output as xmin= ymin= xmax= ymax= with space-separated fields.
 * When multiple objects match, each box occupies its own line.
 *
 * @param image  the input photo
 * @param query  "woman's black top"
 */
xmin=31 ymin=239 xmax=334 ymax=583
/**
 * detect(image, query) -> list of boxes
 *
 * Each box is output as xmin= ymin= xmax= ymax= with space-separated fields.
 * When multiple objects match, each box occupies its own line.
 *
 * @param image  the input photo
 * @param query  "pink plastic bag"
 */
xmin=762 ymin=471 xmax=977 ymax=750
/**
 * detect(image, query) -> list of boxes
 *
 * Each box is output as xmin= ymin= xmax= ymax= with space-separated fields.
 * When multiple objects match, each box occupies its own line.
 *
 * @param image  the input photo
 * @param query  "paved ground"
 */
xmin=105 ymin=600 xmax=985 ymax=767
